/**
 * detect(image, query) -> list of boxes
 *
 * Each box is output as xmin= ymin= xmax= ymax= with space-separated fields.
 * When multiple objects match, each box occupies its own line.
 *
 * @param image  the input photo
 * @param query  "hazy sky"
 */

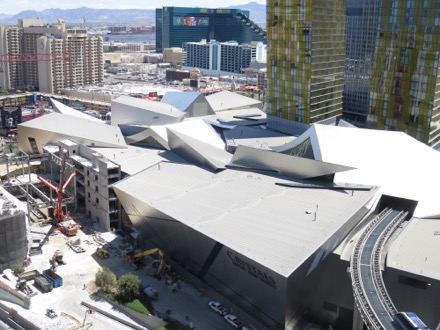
xmin=0 ymin=1 xmax=266 ymax=15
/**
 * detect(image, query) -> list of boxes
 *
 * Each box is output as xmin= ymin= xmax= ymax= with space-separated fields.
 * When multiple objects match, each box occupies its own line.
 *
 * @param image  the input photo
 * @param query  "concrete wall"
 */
xmin=384 ymin=267 xmax=440 ymax=329
xmin=0 ymin=211 xmax=28 ymax=273
xmin=133 ymin=213 xmax=285 ymax=330
xmin=61 ymin=90 xmax=114 ymax=103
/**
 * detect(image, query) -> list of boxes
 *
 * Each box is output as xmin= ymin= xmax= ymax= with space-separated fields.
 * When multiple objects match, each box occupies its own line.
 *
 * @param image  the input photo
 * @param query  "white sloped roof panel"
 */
xmin=113 ymin=162 xmax=378 ymax=277
xmin=50 ymin=98 xmax=104 ymax=123
xmin=387 ymin=218 xmax=440 ymax=281
xmin=18 ymin=112 xmax=126 ymax=149
xmin=230 ymin=145 xmax=355 ymax=179
xmin=111 ymin=96 xmax=185 ymax=126
xmin=90 ymin=146 xmax=186 ymax=176
xmin=311 ymin=124 xmax=440 ymax=218
xmin=206 ymin=90 xmax=262 ymax=111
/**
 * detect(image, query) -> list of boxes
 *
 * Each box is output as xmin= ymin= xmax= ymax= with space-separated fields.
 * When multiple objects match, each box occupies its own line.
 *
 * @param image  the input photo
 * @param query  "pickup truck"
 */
xmin=208 ymin=301 xmax=229 ymax=316
xmin=42 ymin=269 xmax=63 ymax=288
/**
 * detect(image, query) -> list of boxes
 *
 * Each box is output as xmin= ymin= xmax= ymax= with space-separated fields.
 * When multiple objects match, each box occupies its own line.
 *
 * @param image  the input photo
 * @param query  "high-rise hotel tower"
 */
xmin=266 ymin=0 xmax=345 ymax=133
xmin=343 ymin=0 xmax=382 ymax=123
xmin=0 ymin=19 xmax=103 ymax=94
xmin=368 ymin=0 xmax=440 ymax=146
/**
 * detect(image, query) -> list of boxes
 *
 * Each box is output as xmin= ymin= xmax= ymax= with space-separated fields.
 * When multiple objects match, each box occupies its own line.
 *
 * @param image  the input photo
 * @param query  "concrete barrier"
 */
xmin=0 ymin=302 xmax=38 ymax=330
xmin=0 ymin=277 xmax=30 ymax=309
xmin=81 ymin=299 xmax=159 ymax=330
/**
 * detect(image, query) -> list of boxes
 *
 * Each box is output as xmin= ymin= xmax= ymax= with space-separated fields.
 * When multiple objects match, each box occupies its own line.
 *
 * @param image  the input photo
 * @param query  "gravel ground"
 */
xmin=1 ymin=219 xmax=246 ymax=330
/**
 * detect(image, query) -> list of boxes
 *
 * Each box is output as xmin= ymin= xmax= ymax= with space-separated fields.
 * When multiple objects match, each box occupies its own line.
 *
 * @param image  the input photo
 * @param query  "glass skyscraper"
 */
xmin=156 ymin=7 xmax=265 ymax=53
xmin=343 ymin=0 xmax=381 ymax=123
xmin=368 ymin=0 xmax=440 ymax=146
xmin=266 ymin=0 xmax=345 ymax=133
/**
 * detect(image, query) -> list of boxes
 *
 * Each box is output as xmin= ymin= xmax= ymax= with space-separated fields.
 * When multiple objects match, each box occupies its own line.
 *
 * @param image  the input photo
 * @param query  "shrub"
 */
xmin=95 ymin=267 xmax=117 ymax=294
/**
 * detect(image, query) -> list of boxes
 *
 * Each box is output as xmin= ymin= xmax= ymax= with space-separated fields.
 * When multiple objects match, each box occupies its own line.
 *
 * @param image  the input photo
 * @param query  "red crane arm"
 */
xmin=37 ymin=175 xmax=59 ymax=192
xmin=62 ymin=172 xmax=76 ymax=193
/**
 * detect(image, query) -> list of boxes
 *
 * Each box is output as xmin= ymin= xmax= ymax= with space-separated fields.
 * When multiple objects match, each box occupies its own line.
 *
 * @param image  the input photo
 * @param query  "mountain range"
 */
xmin=0 ymin=2 xmax=266 ymax=25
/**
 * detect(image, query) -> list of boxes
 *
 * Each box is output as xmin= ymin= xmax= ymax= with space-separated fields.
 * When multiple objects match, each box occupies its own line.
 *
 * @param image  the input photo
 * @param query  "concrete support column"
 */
xmin=352 ymin=305 xmax=364 ymax=330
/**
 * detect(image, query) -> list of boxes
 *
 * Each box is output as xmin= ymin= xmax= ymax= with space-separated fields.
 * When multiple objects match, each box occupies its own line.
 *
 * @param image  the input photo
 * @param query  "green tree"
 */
xmin=95 ymin=267 xmax=117 ymax=294
xmin=7 ymin=142 xmax=15 ymax=153
xmin=12 ymin=263 xmax=24 ymax=276
xmin=116 ymin=273 xmax=141 ymax=302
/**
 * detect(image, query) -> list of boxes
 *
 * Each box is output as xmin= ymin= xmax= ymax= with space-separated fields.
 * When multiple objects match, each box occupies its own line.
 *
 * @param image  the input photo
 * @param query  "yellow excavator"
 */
xmin=125 ymin=248 xmax=166 ymax=277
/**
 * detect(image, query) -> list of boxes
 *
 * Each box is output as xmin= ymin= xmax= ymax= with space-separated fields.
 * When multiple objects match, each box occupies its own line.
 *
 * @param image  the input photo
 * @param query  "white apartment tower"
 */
xmin=0 ymin=19 xmax=103 ymax=93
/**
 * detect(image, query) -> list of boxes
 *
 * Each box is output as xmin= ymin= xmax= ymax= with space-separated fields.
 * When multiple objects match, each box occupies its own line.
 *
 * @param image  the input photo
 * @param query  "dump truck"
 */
xmin=42 ymin=269 xmax=63 ymax=288
xmin=35 ymin=275 xmax=53 ymax=293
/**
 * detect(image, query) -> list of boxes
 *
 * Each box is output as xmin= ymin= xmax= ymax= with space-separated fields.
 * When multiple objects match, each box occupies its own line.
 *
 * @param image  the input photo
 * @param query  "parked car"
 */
xmin=242 ymin=324 xmax=258 ymax=330
xmin=208 ymin=301 xmax=228 ymax=316
xmin=141 ymin=284 xmax=158 ymax=300
xmin=224 ymin=314 xmax=244 ymax=328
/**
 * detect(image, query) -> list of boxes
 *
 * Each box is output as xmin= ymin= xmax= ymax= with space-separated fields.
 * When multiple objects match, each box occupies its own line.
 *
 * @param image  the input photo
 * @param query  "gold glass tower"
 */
xmin=266 ymin=0 xmax=345 ymax=130
xmin=368 ymin=0 xmax=440 ymax=146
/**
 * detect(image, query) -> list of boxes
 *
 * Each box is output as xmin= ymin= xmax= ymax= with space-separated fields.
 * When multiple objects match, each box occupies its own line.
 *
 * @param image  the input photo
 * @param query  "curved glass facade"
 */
xmin=157 ymin=7 xmax=265 ymax=52
xmin=368 ymin=0 xmax=440 ymax=145
xmin=266 ymin=0 xmax=345 ymax=128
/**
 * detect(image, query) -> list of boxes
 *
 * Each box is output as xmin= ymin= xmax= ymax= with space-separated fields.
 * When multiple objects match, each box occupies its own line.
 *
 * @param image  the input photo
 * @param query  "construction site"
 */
xmin=0 ymin=89 xmax=438 ymax=330
xmin=0 ymin=147 xmax=253 ymax=330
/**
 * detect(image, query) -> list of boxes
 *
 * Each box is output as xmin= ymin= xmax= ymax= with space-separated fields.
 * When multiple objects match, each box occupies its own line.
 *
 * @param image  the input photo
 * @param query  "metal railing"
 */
xmin=350 ymin=208 xmax=407 ymax=329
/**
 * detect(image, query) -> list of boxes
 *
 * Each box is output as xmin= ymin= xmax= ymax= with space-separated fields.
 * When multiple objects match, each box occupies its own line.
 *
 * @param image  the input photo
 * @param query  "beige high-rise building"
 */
xmin=0 ymin=18 xmax=103 ymax=93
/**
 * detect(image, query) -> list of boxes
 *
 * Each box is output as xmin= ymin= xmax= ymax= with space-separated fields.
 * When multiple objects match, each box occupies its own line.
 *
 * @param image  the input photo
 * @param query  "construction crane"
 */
xmin=125 ymin=248 xmax=166 ymax=278
xmin=37 ymin=149 xmax=78 ymax=236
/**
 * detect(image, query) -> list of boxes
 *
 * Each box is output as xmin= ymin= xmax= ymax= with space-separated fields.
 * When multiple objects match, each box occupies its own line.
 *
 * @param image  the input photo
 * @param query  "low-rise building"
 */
xmin=183 ymin=40 xmax=254 ymax=75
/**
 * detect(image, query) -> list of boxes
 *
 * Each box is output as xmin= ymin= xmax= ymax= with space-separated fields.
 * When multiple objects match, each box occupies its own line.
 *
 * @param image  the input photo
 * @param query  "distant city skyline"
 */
xmin=0 ymin=1 xmax=266 ymax=15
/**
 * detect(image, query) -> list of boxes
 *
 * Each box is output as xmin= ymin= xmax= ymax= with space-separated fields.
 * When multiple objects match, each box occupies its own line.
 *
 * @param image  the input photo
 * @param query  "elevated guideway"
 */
xmin=350 ymin=208 xmax=408 ymax=329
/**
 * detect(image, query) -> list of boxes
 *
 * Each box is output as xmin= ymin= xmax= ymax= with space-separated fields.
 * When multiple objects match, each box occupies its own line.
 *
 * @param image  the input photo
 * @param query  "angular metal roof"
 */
xmin=206 ymin=90 xmax=263 ymax=111
xmin=161 ymin=91 xmax=200 ymax=111
xmin=113 ymin=162 xmax=378 ymax=277
xmin=111 ymin=95 xmax=185 ymax=126
xmin=17 ymin=112 xmax=127 ymax=153
xmin=230 ymin=145 xmax=355 ymax=180
xmin=387 ymin=217 xmax=440 ymax=281
xmin=161 ymin=91 xmax=216 ymax=117
xmin=90 ymin=146 xmax=186 ymax=176
xmin=223 ymin=126 xmax=293 ymax=152
xmin=167 ymin=128 xmax=232 ymax=171
xmin=50 ymin=98 xmax=104 ymax=123
xmin=302 ymin=124 xmax=440 ymax=218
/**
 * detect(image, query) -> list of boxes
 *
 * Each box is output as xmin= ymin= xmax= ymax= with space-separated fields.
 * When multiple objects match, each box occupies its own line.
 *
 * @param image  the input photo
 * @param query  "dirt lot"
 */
xmin=6 ymin=218 xmax=250 ymax=330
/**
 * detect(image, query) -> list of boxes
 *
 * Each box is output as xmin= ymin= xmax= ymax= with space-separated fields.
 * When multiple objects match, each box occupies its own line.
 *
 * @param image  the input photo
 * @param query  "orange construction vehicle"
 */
xmin=37 ymin=149 xmax=79 ymax=236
